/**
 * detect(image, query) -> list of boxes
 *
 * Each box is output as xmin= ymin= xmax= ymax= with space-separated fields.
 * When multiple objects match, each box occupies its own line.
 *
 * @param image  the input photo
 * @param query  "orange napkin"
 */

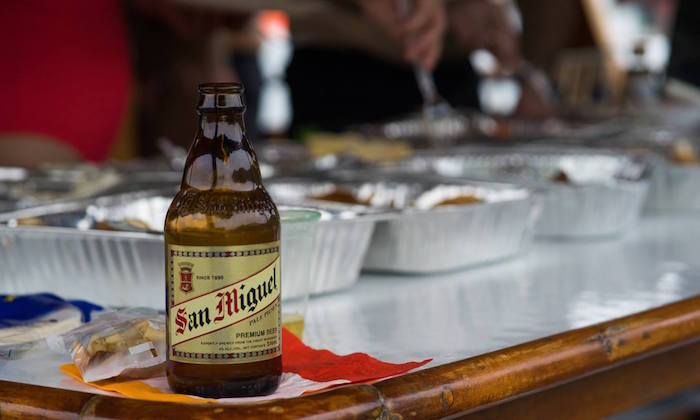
xmin=60 ymin=364 xmax=215 ymax=404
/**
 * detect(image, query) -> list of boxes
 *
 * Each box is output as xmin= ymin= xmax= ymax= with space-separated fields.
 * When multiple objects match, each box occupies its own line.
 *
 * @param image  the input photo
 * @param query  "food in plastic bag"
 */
xmin=47 ymin=308 xmax=165 ymax=382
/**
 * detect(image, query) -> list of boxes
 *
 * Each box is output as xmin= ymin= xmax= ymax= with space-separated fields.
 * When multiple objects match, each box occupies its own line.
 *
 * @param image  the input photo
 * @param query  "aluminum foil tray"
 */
xmin=92 ymin=190 xmax=375 ymax=296
xmin=267 ymin=180 xmax=378 ymax=293
xmin=367 ymin=195 xmax=536 ymax=273
xmin=597 ymin=130 xmax=700 ymax=212
xmin=0 ymin=165 xmax=124 ymax=213
xmin=369 ymin=113 xmax=470 ymax=143
xmin=266 ymin=179 xmax=537 ymax=274
xmin=375 ymin=147 xmax=650 ymax=238
xmin=477 ymin=116 xmax=626 ymax=142
xmin=0 ymin=189 xmax=372 ymax=303
xmin=561 ymin=107 xmax=700 ymax=212
xmin=0 ymin=224 xmax=165 ymax=308
xmin=644 ymin=158 xmax=700 ymax=211
xmin=91 ymin=191 xmax=375 ymax=297
xmin=309 ymin=211 xmax=375 ymax=294
xmin=361 ymin=112 xmax=625 ymax=144
xmin=0 ymin=192 xmax=174 ymax=308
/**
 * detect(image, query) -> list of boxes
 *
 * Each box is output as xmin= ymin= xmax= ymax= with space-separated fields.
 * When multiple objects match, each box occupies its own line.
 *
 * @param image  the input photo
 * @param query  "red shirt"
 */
xmin=0 ymin=0 xmax=131 ymax=161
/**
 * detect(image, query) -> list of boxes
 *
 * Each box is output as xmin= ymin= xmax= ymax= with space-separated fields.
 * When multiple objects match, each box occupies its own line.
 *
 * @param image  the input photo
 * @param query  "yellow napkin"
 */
xmin=60 ymin=364 xmax=216 ymax=404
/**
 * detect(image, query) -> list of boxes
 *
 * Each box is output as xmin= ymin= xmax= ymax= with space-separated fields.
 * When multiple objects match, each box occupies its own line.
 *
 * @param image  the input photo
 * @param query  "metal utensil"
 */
xmin=156 ymin=137 xmax=187 ymax=171
xmin=395 ymin=0 xmax=454 ymax=144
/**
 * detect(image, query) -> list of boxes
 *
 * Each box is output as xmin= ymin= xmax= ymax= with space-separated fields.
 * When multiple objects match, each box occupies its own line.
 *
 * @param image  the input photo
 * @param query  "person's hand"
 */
xmin=398 ymin=0 xmax=447 ymax=70
xmin=448 ymin=0 xmax=521 ymax=72
xmin=357 ymin=0 xmax=447 ymax=70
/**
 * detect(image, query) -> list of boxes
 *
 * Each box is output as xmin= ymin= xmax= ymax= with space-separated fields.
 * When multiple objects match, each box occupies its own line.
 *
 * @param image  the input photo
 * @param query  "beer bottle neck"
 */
xmin=182 ymin=112 xmax=263 ymax=191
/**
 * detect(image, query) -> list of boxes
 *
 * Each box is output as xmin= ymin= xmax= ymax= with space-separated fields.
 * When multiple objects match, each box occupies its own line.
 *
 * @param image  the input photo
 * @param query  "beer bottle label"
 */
xmin=166 ymin=241 xmax=281 ymax=364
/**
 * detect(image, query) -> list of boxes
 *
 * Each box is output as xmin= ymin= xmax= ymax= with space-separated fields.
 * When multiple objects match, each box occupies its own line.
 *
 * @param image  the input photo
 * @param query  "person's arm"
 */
xmin=0 ymin=0 xmax=131 ymax=164
xmin=357 ymin=0 xmax=447 ymax=70
xmin=0 ymin=135 xmax=80 ymax=168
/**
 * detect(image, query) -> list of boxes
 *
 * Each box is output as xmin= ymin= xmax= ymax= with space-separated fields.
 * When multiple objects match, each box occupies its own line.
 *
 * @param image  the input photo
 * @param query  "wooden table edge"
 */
xmin=1 ymin=295 xmax=698 ymax=419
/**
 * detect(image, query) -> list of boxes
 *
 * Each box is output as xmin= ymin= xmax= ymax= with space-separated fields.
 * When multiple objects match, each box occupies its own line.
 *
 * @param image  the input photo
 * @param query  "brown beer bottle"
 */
xmin=164 ymin=83 xmax=281 ymax=398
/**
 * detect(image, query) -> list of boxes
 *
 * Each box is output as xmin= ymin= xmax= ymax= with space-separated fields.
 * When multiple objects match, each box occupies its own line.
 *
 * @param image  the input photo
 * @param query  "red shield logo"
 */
xmin=179 ymin=262 xmax=194 ymax=293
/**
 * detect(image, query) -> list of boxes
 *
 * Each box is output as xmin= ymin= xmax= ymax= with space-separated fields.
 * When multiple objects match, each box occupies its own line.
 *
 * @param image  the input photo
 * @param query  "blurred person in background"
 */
xmin=126 ymin=0 xmax=256 ymax=156
xmin=286 ymin=0 xmax=549 ymax=135
xmin=0 ymin=0 xmax=250 ymax=167
xmin=0 ymin=1 xmax=131 ymax=167
xmin=0 ymin=0 xmax=565 ymax=167
xmin=517 ymin=0 xmax=597 ymax=108
xmin=517 ymin=0 xmax=595 ymax=77
xmin=666 ymin=0 xmax=700 ymax=88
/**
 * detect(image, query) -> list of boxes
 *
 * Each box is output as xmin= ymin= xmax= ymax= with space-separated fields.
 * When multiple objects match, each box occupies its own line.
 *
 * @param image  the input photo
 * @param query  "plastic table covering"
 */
xmin=2 ymin=213 xmax=700 ymax=399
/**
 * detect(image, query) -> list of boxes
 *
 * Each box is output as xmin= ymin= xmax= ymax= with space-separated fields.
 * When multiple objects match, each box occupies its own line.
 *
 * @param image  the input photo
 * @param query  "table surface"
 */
xmin=304 ymin=213 xmax=700 ymax=366
xmin=2 ymin=213 xmax=700 ymax=401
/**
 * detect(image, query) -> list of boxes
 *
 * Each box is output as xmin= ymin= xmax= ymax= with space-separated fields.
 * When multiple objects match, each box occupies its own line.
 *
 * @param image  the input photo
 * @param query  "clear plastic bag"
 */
xmin=47 ymin=308 xmax=166 ymax=382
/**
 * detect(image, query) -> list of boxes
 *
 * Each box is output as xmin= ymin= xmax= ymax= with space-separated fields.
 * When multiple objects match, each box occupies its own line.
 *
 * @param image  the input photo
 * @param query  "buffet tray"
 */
xmin=553 ymin=106 xmax=700 ymax=212
xmin=0 ymin=165 xmax=124 ymax=213
xmin=359 ymin=112 xmax=626 ymax=144
xmin=644 ymin=158 xmax=700 ymax=211
xmin=91 ymin=190 xmax=375 ymax=296
xmin=369 ymin=146 xmax=650 ymax=238
xmin=0 ymin=189 xmax=373 ymax=303
xmin=267 ymin=180 xmax=380 ymax=292
xmin=309 ymin=212 xmax=375 ymax=294
xmin=590 ymin=131 xmax=700 ymax=212
xmin=0 ymin=191 xmax=174 ymax=308
xmin=0 ymin=224 xmax=164 ymax=308
xmin=266 ymin=178 xmax=538 ymax=273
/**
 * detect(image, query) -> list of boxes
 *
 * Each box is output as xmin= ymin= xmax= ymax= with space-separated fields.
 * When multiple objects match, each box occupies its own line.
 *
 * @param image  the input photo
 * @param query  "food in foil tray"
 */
xmin=15 ymin=216 xmax=43 ymax=226
xmin=94 ymin=218 xmax=154 ymax=232
xmin=309 ymin=189 xmax=370 ymax=206
xmin=361 ymin=183 xmax=536 ymax=273
xmin=670 ymin=139 xmax=698 ymax=165
xmin=551 ymin=170 xmax=572 ymax=184
xmin=306 ymin=184 xmax=486 ymax=210
xmin=370 ymin=148 xmax=650 ymax=238
xmin=434 ymin=195 xmax=482 ymax=206
xmin=412 ymin=185 xmax=489 ymax=209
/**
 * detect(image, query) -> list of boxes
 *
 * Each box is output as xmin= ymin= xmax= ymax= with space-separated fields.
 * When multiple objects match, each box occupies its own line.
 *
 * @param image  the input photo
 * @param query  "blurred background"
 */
xmin=3 ymin=2 xmax=700 ymax=415
xmin=1 ymin=0 xmax=694 ymax=167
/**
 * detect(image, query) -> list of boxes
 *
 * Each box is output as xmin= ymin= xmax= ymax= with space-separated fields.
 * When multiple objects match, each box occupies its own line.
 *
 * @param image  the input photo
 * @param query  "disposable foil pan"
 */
xmin=96 ymin=190 xmax=375 ymax=296
xmin=366 ymin=184 xmax=536 ymax=273
xmin=533 ymin=181 xmax=648 ymax=237
xmin=0 ymin=225 xmax=165 ymax=308
xmin=377 ymin=147 xmax=650 ymax=238
xmin=267 ymin=180 xmax=377 ymax=294
xmin=0 ymin=189 xmax=370 ymax=302
xmin=599 ymin=130 xmax=700 ymax=212
xmin=562 ymin=108 xmax=700 ymax=212
xmin=0 ymin=192 xmax=174 ymax=308
xmin=645 ymin=158 xmax=700 ymax=211
xmin=0 ymin=165 xmax=124 ymax=213
xmin=94 ymin=192 xmax=372 ymax=296
xmin=359 ymin=112 xmax=624 ymax=143
xmin=266 ymin=179 xmax=537 ymax=274
xmin=89 ymin=191 xmax=374 ymax=296
xmin=309 ymin=211 xmax=375 ymax=294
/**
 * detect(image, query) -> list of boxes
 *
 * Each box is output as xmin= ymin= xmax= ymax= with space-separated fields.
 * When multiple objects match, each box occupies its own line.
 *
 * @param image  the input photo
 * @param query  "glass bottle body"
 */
xmin=165 ymin=84 xmax=281 ymax=398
